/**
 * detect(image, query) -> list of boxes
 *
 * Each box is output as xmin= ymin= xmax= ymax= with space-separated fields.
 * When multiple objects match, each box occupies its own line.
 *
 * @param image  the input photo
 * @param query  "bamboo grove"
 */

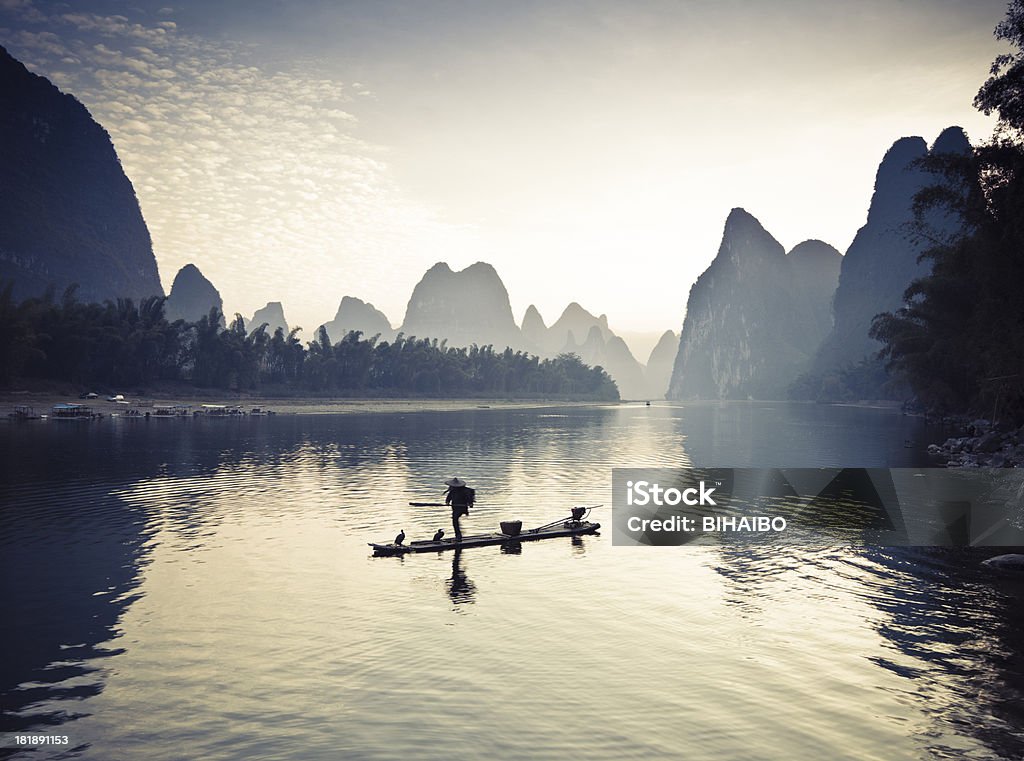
xmin=0 ymin=285 xmax=619 ymax=400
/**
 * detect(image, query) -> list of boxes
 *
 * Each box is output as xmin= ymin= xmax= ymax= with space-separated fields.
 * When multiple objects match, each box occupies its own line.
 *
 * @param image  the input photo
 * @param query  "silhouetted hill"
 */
xmin=396 ymin=263 xmax=652 ymax=396
xmin=668 ymin=209 xmax=841 ymax=399
xmin=400 ymin=262 xmax=521 ymax=349
xmin=524 ymin=302 xmax=647 ymax=398
xmin=644 ymin=330 xmax=679 ymax=399
xmin=520 ymin=304 xmax=548 ymax=349
xmin=164 ymin=264 xmax=222 ymax=324
xmin=787 ymin=239 xmax=842 ymax=348
xmin=546 ymin=302 xmax=611 ymax=354
xmin=562 ymin=312 xmax=645 ymax=398
xmin=811 ymin=127 xmax=971 ymax=377
xmin=247 ymin=301 xmax=289 ymax=336
xmin=0 ymin=46 xmax=162 ymax=303
xmin=321 ymin=296 xmax=395 ymax=343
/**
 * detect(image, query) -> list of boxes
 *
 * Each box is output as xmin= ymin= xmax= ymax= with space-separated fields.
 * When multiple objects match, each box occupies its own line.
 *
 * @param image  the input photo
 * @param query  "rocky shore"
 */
xmin=927 ymin=418 xmax=1024 ymax=467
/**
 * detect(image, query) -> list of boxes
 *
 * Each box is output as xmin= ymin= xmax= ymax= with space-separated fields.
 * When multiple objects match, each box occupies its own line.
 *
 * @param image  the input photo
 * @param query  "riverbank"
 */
xmin=1 ymin=389 xmax=622 ymax=417
xmin=927 ymin=418 xmax=1024 ymax=467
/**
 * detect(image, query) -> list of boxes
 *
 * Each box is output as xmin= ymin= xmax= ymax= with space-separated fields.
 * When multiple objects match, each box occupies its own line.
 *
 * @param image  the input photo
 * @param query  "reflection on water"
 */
xmin=446 ymin=549 xmax=476 ymax=607
xmin=861 ymin=547 xmax=1024 ymax=760
xmin=0 ymin=489 xmax=149 ymax=740
xmin=1 ymin=402 xmax=1022 ymax=760
xmin=712 ymin=543 xmax=1024 ymax=759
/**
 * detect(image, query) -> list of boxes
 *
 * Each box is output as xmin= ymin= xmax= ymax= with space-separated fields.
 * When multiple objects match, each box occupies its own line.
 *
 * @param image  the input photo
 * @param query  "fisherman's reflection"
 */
xmin=446 ymin=548 xmax=476 ymax=605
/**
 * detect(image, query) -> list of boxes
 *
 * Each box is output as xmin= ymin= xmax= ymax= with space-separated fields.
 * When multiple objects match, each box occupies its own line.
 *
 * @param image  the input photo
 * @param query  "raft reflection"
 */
xmin=446 ymin=548 xmax=476 ymax=607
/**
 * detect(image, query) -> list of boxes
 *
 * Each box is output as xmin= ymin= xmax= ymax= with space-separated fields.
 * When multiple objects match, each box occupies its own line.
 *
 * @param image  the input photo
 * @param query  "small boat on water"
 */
xmin=153 ymin=405 xmax=191 ymax=417
xmin=7 ymin=405 xmax=41 ymax=420
xmin=370 ymin=508 xmax=600 ymax=556
xmin=51 ymin=403 xmax=100 ymax=419
xmin=196 ymin=404 xmax=245 ymax=416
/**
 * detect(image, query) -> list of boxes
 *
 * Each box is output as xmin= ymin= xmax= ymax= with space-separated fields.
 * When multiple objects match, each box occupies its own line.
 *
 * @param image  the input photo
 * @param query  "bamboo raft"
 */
xmin=370 ymin=508 xmax=600 ymax=556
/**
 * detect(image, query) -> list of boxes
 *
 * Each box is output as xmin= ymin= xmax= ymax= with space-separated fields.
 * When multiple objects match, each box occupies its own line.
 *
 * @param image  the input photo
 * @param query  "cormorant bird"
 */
xmin=433 ymin=529 xmax=445 ymax=542
xmin=394 ymin=529 xmax=405 ymax=546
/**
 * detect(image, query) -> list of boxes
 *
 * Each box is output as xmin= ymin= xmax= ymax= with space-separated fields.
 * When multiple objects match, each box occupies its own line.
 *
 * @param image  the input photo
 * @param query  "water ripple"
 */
xmin=1 ymin=405 xmax=1022 ymax=760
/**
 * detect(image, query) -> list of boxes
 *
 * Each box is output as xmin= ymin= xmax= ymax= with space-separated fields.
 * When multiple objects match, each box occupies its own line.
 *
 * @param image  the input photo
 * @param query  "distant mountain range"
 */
xmin=667 ymin=127 xmax=971 ymax=400
xmin=389 ymin=264 xmax=667 ymax=399
xmin=2 ymin=47 xmax=972 ymax=403
xmin=521 ymin=303 xmax=675 ymax=397
xmin=519 ymin=301 xmax=649 ymax=399
xmin=164 ymin=263 xmax=291 ymax=335
xmin=0 ymin=45 xmax=163 ymax=304
xmin=395 ymin=263 xmax=675 ymax=398
xmin=158 ymin=257 xmax=672 ymax=399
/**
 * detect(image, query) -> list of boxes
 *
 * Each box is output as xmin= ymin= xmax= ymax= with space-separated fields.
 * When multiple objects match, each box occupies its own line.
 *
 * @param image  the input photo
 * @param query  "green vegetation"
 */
xmin=787 ymin=356 xmax=899 ymax=403
xmin=870 ymin=1 xmax=1024 ymax=422
xmin=0 ymin=283 xmax=619 ymax=400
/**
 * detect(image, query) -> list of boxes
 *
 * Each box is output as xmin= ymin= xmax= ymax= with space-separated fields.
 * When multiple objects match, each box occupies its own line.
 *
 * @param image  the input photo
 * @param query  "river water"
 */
xmin=2 ymin=402 xmax=1023 ymax=760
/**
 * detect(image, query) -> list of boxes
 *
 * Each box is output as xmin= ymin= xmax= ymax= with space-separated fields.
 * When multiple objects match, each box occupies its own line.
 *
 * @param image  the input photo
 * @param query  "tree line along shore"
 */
xmin=0 ymin=287 xmax=619 ymax=401
xmin=1 ymin=391 xmax=620 ymax=419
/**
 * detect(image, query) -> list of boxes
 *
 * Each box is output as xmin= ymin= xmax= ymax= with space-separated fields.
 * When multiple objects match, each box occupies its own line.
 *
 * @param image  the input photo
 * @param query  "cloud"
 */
xmin=0 ymin=0 xmax=45 ymax=23
xmin=0 ymin=1 xmax=450 ymax=332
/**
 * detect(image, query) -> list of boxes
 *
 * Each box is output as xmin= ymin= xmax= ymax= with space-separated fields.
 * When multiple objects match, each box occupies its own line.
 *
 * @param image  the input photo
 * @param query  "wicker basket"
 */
xmin=499 ymin=520 xmax=522 ymax=537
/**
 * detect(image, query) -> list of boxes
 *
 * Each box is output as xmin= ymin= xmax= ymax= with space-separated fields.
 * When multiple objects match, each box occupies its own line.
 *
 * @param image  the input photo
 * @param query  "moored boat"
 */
xmin=197 ymin=404 xmax=246 ymax=416
xmin=153 ymin=404 xmax=190 ymax=417
xmin=112 ymin=407 xmax=144 ymax=417
xmin=7 ymin=405 xmax=41 ymax=420
xmin=51 ymin=403 xmax=100 ymax=419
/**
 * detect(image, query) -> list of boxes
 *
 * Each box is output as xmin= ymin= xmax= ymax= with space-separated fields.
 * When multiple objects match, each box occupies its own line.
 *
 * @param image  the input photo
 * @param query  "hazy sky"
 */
xmin=0 ymin=0 xmax=1010 ymax=340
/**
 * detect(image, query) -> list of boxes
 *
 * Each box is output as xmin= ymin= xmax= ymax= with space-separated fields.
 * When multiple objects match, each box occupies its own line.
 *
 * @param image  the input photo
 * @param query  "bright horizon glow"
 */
xmin=0 ymin=0 xmax=1008 ymax=345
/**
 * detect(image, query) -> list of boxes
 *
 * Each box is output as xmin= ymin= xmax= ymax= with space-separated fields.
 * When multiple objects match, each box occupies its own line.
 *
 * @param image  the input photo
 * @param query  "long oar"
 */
xmin=409 ymin=502 xmax=448 ymax=507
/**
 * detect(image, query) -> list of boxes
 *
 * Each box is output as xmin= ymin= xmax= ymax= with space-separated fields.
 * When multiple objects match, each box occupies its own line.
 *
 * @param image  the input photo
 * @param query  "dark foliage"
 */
xmin=788 ymin=356 xmax=902 ymax=403
xmin=0 ymin=285 xmax=619 ymax=400
xmin=975 ymin=1 xmax=1024 ymax=140
xmin=870 ymin=1 xmax=1024 ymax=422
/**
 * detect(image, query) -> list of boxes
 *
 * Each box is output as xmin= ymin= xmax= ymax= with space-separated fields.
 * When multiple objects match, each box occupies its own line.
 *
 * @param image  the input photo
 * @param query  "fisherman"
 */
xmin=444 ymin=477 xmax=475 ymax=542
